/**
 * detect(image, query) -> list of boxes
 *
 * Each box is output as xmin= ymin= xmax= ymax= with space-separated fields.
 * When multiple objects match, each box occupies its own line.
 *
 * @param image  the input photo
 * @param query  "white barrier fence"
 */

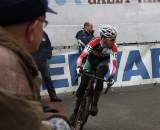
xmin=41 ymin=43 xmax=160 ymax=94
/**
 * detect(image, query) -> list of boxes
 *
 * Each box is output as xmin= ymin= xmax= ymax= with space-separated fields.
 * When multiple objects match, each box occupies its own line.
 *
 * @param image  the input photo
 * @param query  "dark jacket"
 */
xmin=75 ymin=29 xmax=94 ymax=45
xmin=32 ymin=31 xmax=53 ymax=65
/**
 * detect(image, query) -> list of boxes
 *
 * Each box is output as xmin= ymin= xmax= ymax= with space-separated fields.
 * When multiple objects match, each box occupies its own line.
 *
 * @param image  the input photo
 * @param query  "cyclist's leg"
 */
xmin=91 ymin=61 xmax=109 ymax=116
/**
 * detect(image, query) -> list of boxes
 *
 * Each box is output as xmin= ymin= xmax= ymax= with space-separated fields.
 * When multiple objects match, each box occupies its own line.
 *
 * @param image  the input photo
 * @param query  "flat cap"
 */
xmin=0 ymin=0 xmax=56 ymax=26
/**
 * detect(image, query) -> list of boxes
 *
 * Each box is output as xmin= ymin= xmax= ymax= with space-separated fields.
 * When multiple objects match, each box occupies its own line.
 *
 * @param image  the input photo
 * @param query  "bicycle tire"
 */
xmin=74 ymin=98 xmax=86 ymax=130
xmin=79 ymin=90 xmax=94 ymax=130
xmin=78 ymin=98 xmax=90 ymax=130
xmin=83 ymin=94 xmax=92 ymax=122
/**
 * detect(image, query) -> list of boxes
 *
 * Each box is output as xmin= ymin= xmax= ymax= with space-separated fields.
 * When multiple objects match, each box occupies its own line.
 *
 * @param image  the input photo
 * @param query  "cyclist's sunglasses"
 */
xmin=103 ymin=37 xmax=115 ymax=42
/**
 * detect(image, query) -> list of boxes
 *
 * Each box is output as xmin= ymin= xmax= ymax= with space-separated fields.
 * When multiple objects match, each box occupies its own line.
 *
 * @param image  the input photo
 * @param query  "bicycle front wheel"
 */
xmin=74 ymin=98 xmax=86 ymax=130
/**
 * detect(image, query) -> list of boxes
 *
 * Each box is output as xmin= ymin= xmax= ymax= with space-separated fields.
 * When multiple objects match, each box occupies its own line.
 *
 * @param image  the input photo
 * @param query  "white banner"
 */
xmin=41 ymin=43 xmax=160 ymax=94
xmin=46 ymin=0 xmax=160 ymax=47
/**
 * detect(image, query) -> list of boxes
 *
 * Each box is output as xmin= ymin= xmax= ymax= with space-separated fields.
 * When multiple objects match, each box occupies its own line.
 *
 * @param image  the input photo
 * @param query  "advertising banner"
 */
xmin=41 ymin=43 xmax=160 ymax=94
xmin=46 ymin=0 xmax=160 ymax=46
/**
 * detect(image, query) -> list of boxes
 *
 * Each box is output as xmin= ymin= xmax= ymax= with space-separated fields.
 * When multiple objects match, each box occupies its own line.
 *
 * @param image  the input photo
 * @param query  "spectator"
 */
xmin=76 ymin=22 xmax=95 ymax=53
xmin=32 ymin=31 xmax=62 ymax=102
xmin=0 ymin=0 xmax=69 ymax=130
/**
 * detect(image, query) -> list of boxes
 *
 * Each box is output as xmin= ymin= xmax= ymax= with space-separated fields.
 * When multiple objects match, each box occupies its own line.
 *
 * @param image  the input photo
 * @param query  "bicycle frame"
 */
xmin=73 ymin=72 xmax=111 ymax=130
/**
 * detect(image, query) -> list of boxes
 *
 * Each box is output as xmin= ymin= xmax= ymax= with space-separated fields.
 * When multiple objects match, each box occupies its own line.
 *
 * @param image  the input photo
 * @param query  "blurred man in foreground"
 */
xmin=0 ymin=0 xmax=70 ymax=130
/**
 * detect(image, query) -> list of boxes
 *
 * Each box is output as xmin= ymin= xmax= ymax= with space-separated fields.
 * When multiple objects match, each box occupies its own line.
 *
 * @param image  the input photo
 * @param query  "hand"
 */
xmin=107 ymin=76 xmax=114 ymax=86
xmin=76 ymin=66 xmax=83 ymax=76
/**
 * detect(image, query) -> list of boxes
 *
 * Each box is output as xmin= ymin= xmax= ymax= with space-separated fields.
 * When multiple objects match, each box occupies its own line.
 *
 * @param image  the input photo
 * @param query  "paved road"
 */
xmin=59 ymin=84 xmax=160 ymax=130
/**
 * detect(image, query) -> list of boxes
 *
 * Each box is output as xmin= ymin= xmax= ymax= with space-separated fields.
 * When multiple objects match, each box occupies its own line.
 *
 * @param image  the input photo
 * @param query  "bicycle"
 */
xmin=72 ymin=72 xmax=113 ymax=130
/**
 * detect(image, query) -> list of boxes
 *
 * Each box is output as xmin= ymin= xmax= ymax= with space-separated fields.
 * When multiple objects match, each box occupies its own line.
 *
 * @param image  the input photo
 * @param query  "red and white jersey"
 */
xmin=77 ymin=37 xmax=118 ymax=76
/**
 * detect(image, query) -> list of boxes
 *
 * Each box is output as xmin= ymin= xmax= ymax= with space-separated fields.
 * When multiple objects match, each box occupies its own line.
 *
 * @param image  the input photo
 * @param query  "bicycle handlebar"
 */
xmin=83 ymin=72 xmax=113 ymax=94
xmin=72 ymin=71 xmax=113 ymax=95
xmin=82 ymin=72 xmax=109 ymax=83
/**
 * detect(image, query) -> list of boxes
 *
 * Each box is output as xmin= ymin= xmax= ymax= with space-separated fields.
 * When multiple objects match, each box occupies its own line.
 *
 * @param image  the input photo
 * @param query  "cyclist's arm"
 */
xmin=76 ymin=38 xmax=100 ymax=67
xmin=76 ymin=47 xmax=88 ymax=67
xmin=109 ymin=43 xmax=118 ymax=77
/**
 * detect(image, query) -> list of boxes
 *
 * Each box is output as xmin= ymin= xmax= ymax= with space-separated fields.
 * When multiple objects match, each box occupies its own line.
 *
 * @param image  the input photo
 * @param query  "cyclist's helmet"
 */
xmin=99 ymin=25 xmax=117 ymax=40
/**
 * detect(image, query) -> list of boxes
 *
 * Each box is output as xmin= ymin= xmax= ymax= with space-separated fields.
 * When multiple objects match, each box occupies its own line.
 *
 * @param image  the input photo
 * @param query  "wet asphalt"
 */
xmin=60 ymin=84 xmax=160 ymax=130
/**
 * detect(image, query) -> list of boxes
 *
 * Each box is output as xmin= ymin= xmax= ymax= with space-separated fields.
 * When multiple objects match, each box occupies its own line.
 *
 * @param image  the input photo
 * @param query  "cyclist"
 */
xmin=70 ymin=25 xmax=118 ymax=125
